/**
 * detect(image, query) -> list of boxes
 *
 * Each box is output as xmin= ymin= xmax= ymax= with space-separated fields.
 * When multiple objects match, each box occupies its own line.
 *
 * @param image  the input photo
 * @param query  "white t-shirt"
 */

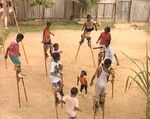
xmin=104 ymin=46 xmax=115 ymax=63
xmin=62 ymin=95 xmax=79 ymax=117
xmin=50 ymin=61 xmax=61 ymax=83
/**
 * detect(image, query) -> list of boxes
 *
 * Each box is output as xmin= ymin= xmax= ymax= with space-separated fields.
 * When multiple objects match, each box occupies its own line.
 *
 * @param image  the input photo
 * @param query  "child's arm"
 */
xmin=96 ymin=35 xmax=101 ymax=44
xmin=4 ymin=47 xmax=9 ymax=59
xmin=81 ymin=23 xmax=86 ymax=31
xmin=50 ymin=31 xmax=55 ymax=36
xmin=93 ymin=23 xmax=97 ymax=31
xmin=74 ymin=107 xmax=82 ymax=112
xmin=90 ymin=68 xmax=99 ymax=86
xmin=114 ymin=54 xmax=119 ymax=66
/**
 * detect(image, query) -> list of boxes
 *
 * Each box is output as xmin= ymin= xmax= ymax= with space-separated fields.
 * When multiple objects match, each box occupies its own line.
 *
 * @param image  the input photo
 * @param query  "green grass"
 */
xmin=0 ymin=21 xmax=115 ymax=45
xmin=143 ymin=23 xmax=150 ymax=33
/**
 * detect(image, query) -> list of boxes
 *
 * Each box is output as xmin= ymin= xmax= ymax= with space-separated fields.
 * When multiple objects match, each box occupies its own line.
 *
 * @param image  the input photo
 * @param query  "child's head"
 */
xmin=52 ymin=52 xmax=60 ymax=62
xmin=46 ymin=21 xmax=51 ymax=27
xmin=53 ymin=43 xmax=59 ymax=51
xmin=104 ymin=27 xmax=110 ymax=33
xmin=80 ymin=70 xmax=87 ymax=77
xmin=105 ymin=39 xmax=111 ymax=48
xmin=16 ymin=33 xmax=24 ymax=43
xmin=87 ymin=14 xmax=91 ymax=21
xmin=104 ymin=59 xmax=112 ymax=68
xmin=71 ymin=87 xmax=78 ymax=97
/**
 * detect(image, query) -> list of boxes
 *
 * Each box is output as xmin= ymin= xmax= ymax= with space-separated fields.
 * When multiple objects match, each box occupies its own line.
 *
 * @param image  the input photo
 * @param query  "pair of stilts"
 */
xmin=75 ymin=36 xmax=96 ymax=67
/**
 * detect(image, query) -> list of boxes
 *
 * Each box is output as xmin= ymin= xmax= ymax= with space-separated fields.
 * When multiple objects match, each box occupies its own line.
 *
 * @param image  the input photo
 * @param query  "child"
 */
xmin=62 ymin=87 xmax=81 ymax=119
xmin=50 ymin=43 xmax=63 ymax=56
xmin=42 ymin=21 xmax=55 ymax=58
xmin=77 ymin=70 xmax=88 ymax=97
xmin=4 ymin=33 xmax=24 ymax=75
xmin=80 ymin=14 xmax=97 ymax=47
xmin=95 ymin=39 xmax=119 ymax=66
xmin=96 ymin=27 xmax=111 ymax=46
xmin=90 ymin=59 xmax=114 ymax=109
xmin=50 ymin=52 xmax=64 ymax=103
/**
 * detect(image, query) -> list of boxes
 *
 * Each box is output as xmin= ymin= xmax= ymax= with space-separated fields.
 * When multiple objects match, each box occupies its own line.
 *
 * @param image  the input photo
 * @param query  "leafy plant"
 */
xmin=28 ymin=0 xmax=54 ymax=8
xmin=123 ymin=40 xmax=150 ymax=119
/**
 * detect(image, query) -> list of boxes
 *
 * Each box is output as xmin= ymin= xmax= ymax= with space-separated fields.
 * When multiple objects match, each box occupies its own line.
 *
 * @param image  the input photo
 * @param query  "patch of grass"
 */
xmin=0 ymin=21 xmax=115 ymax=46
xmin=142 ymin=23 xmax=150 ymax=33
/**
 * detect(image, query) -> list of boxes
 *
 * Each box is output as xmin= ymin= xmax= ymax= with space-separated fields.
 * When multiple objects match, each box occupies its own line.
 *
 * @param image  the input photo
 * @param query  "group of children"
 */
xmin=4 ymin=14 xmax=119 ymax=119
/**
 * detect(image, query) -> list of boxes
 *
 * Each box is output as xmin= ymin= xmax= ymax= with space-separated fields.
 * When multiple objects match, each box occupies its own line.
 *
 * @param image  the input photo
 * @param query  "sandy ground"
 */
xmin=0 ymin=23 xmax=150 ymax=119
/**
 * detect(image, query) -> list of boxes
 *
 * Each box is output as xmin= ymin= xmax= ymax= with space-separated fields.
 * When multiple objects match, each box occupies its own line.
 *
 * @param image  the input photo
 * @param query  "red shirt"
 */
xmin=99 ymin=32 xmax=111 ymax=45
xmin=43 ymin=27 xmax=50 ymax=43
xmin=8 ymin=40 xmax=19 ymax=56
xmin=78 ymin=76 xmax=87 ymax=85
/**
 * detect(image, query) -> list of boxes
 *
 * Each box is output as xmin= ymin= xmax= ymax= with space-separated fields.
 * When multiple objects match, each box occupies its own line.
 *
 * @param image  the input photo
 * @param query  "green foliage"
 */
xmin=28 ymin=0 xmax=54 ymax=8
xmin=123 ymin=41 xmax=150 ymax=119
xmin=73 ymin=0 xmax=100 ymax=11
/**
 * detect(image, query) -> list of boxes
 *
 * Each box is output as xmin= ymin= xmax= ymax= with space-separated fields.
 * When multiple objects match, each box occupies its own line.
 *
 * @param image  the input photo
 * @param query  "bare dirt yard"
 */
xmin=0 ymin=23 xmax=150 ymax=119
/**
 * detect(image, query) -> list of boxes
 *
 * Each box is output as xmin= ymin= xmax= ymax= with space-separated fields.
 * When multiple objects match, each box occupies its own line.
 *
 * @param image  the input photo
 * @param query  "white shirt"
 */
xmin=50 ymin=61 xmax=61 ymax=83
xmin=62 ymin=95 xmax=79 ymax=117
xmin=104 ymin=46 xmax=115 ymax=63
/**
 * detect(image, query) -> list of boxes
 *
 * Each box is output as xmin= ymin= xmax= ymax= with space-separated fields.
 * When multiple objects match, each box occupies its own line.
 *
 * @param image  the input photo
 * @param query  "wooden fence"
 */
xmin=9 ymin=0 xmax=150 ymax=22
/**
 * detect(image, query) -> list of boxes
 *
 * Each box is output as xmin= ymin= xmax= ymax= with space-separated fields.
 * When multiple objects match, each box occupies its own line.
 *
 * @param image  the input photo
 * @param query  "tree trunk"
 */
xmin=42 ymin=6 xmax=45 ymax=21
xmin=79 ymin=7 xmax=82 ymax=21
xmin=146 ymin=92 xmax=150 ymax=119
xmin=64 ymin=0 xmax=67 ymax=19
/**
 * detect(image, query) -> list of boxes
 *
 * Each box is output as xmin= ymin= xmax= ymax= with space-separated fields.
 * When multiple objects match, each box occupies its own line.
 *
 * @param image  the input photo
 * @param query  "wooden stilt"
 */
xmin=53 ymin=90 xmax=59 ymax=119
xmin=12 ymin=5 xmax=29 ymax=64
xmin=75 ymin=44 xmax=81 ymax=61
xmin=21 ymin=78 xmax=28 ymax=101
xmin=2 ymin=34 xmax=7 ymax=69
xmin=43 ymin=45 xmax=48 ymax=76
xmin=16 ymin=73 xmax=21 ymax=108
xmin=90 ymin=47 xmax=96 ymax=67
xmin=111 ymin=78 xmax=114 ymax=98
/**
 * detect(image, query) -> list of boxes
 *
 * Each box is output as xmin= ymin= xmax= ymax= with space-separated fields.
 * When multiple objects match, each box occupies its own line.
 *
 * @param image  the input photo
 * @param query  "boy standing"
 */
xmin=42 ymin=21 xmax=55 ymax=58
xmin=62 ymin=87 xmax=81 ymax=119
xmin=80 ymin=14 xmax=97 ymax=47
xmin=77 ymin=70 xmax=88 ymax=97
xmin=4 ymin=33 xmax=24 ymax=75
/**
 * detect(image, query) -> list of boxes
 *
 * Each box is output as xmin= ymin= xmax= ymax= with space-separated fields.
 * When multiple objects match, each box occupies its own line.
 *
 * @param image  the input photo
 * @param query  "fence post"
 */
xmin=128 ymin=0 xmax=133 ymax=22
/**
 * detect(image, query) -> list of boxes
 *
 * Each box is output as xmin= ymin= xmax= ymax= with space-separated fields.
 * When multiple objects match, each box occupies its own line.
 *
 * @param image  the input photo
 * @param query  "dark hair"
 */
xmin=87 ymin=14 xmax=91 ymax=19
xmin=16 ymin=33 xmax=24 ymax=39
xmin=71 ymin=87 xmax=78 ymax=96
xmin=81 ymin=70 xmax=87 ymax=76
xmin=53 ymin=43 xmax=59 ymax=48
xmin=104 ymin=59 xmax=112 ymax=66
xmin=47 ymin=21 xmax=51 ymax=26
xmin=51 ymin=52 xmax=60 ymax=61
xmin=104 ymin=27 xmax=110 ymax=32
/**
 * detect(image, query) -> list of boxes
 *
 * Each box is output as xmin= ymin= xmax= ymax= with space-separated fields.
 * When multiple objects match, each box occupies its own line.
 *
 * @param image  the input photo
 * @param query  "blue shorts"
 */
xmin=9 ymin=55 xmax=21 ymax=65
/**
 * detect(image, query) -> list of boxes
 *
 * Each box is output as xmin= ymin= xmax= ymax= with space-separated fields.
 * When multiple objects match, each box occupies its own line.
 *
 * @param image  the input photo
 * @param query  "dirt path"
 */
xmin=0 ymin=24 xmax=149 ymax=119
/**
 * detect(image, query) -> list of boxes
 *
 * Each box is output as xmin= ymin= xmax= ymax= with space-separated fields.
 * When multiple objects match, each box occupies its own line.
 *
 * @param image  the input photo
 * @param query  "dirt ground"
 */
xmin=0 ymin=23 xmax=150 ymax=119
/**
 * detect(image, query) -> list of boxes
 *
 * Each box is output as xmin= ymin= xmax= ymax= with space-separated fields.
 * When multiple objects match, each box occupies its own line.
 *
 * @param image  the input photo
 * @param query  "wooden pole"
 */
xmin=43 ymin=46 xmax=48 ymax=76
xmin=90 ymin=47 xmax=96 ymax=67
xmin=12 ymin=3 xmax=29 ymax=64
xmin=111 ymin=79 xmax=114 ymax=98
xmin=16 ymin=73 xmax=21 ymax=108
xmin=53 ymin=91 xmax=59 ymax=119
xmin=2 ymin=33 xmax=7 ymax=69
xmin=21 ymin=78 xmax=28 ymax=101
xmin=75 ymin=44 xmax=81 ymax=61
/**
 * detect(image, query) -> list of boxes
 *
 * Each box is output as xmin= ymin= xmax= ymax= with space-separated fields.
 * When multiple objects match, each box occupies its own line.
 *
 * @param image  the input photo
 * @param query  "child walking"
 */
xmin=80 ymin=14 xmax=97 ymax=47
xmin=62 ymin=87 xmax=81 ymax=119
xmin=96 ymin=27 xmax=111 ymax=46
xmin=42 ymin=21 xmax=55 ymax=58
xmin=50 ymin=52 xmax=64 ymax=103
xmin=90 ymin=59 xmax=114 ymax=109
xmin=77 ymin=70 xmax=88 ymax=97
xmin=4 ymin=33 xmax=25 ymax=76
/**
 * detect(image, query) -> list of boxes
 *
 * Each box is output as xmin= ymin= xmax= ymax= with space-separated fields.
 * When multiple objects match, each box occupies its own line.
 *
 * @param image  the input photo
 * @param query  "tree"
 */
xmin=72 ymin=0 xmax=100 ymax=19
xmin=28 ymin=0 xmax=55 ymax=20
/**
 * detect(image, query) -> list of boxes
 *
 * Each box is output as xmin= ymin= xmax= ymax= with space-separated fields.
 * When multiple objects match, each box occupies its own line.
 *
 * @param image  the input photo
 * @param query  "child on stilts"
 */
xmin=4 ymin=33 xmax=25 ymax=77
xmin=42 ymin=21 xmax=55 ymax=58
xmin=80 ymin=14 xmax=97 ymax=47
xmin=90 ymin=59 xmax=114 ymax=110
xmin=50 ymin=52 xmax=64 ymax=104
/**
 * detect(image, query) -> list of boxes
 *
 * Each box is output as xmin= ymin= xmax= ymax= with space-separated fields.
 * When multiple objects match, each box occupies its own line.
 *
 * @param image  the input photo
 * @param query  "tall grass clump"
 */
xmin=123 ymin=41 xmax=150 ymax=119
